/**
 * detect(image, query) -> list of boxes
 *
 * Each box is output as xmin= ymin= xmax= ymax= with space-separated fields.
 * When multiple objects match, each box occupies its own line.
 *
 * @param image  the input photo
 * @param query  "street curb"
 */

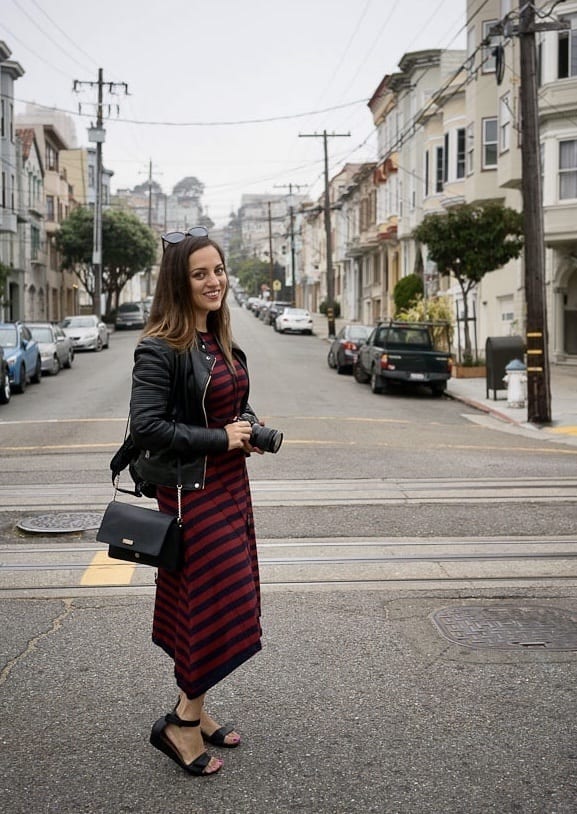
xmin=445 ymin=389 xmax=521 ymax=426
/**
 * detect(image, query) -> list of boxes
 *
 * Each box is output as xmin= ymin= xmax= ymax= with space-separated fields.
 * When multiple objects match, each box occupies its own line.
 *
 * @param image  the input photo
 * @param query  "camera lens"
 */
xmin=250 ymin=424 xmax=283 ymax=454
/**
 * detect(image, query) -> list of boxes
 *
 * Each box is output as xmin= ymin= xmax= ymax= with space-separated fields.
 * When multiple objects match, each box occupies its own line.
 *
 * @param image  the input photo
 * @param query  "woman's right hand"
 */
xmin=224 ymin=420 xmax=253 ymax=451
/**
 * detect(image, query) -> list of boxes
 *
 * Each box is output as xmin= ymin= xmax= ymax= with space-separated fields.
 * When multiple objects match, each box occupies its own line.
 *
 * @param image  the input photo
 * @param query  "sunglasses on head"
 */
xmin=161 ymin=225 xmax=209 ymax=248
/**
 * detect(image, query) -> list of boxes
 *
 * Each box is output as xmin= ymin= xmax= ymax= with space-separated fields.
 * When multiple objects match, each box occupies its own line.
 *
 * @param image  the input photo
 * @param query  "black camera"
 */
xmin=240 ymin=413 xmax=283 ymax=454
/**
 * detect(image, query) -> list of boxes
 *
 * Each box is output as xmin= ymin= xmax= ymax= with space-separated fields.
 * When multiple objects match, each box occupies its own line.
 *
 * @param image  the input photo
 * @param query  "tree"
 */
xmin=172 ymin=176 xmax=204 ymax=201
xmin=413 ymin=202 xmax=524 ymax=361
xmin=56 ymin=207 xmax=157 ymax=317
xmin=132 ymin=180 xmax=163 ymax=196
xmin=393 ymin=273 xmax=424 ymax=314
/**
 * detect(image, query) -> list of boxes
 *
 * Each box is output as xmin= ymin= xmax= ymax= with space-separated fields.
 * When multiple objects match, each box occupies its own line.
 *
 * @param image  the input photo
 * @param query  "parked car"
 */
xmin=353 ymin=321 xmax=452 ymax=396
xmin=28 ymin=322 xmax=74 ymax=375
xmin=61 ymin=315 xmax=109 ymax=351
xmin=115 ymin=301 xmax=147 ymax=330
xmin=0 ymin=321 xmax=42 ymax=393
xmin=265 ymin=300 xmax=292 ymax=327
xmin=275 ymin=307 xmax=314 ymax=335
xmin=0 ymin=346 xmax=11 ymax=404
xmin=327 ymin=324 xmax=373 ymax=374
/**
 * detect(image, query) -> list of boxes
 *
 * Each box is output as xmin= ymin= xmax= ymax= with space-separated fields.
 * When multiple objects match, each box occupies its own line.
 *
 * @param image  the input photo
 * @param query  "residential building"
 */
xmin=0 ymin=42 xmax=24 ymax=320
xmin=15 ymin=128 xmax=46 ymax=320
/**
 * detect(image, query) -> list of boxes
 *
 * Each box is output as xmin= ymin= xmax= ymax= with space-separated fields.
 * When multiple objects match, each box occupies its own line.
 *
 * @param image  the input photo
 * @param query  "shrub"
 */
xmin=393 ymin=274 xmax=424 ymax=314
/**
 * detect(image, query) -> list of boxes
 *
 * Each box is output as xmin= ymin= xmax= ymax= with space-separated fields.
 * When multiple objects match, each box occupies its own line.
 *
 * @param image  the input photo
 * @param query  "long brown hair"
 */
xmin=143 ymin=235 xmax=236 ymax=370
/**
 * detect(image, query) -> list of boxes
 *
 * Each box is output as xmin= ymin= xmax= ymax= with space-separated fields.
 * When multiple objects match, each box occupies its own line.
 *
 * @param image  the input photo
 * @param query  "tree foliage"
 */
xmin=56 ymin=207 xmax=157 ymax=317
xmin=172 ymin=176 xmax=204 ymax=200
xmin=393 ymin=273 xmax=424 ymax=314
xmin=396 ymin=294 xmax=454 ymax=350
xmin=413 ymin=202 xmax=524 ymax=359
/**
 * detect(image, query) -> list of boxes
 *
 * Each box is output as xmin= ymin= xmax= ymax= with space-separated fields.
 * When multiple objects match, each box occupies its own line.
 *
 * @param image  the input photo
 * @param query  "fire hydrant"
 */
xmin=503 ymin=358 xmax=527 ymax=408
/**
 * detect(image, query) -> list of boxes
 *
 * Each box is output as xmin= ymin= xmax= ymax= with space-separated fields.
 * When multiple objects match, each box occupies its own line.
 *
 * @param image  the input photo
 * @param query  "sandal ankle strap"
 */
xmin=165 ymin=711 xmax=200 ymax=728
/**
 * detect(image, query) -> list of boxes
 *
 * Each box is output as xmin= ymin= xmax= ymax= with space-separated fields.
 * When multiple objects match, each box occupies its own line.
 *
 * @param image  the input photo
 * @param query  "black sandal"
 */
xmin=202 ymin=723 xmax=241 ymax=748
xmin=149 ymin=712 xmax=222 ymax=776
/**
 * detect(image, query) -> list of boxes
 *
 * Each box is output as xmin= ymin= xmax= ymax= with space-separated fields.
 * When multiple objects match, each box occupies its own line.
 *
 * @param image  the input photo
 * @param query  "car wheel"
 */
xmin=370 ymin=370 xmax=385 ymax=394
xmin=353 ymin=361 xmax=370 ymax=384
xmin=0 ymin=367 xmax=10 ymax=404
xmin=31 ymin=357 xmax=42 ymax=384
xmin=95 ymin=337 xmax=103 ymax=352
xmin=50 ymin=354 xmax=60 ymax=376
xmin=327 ymin=350 xmax=336 ymax=369
xmin=63 ymin=349 xmax=74 ymax=369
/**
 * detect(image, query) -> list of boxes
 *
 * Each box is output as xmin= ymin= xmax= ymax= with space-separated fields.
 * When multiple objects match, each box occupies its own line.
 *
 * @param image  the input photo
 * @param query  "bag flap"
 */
xmin=96 ymin=501 xmax=177 ymax=556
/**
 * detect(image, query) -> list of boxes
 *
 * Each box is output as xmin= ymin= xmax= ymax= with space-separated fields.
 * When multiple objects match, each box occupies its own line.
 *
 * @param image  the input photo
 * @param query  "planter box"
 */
xmin=453 ymin=365 xmax=486 ymax=379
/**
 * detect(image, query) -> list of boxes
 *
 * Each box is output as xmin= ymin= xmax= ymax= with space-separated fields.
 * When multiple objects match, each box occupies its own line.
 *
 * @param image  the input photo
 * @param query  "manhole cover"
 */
xmin=431 ymin=605 xmax=577 ymax=651
xmin=17 ymin=512 xmax=103 ymax=534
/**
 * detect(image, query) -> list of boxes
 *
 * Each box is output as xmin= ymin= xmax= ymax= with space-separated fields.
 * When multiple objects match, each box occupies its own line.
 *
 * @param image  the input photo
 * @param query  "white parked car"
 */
xmin=275 ymin=308 xmax=314 ymax=335
xmin=61 ymin=315 xmax=109 ymax=352
xmin=28 ymin=322 xmax=74 ymax=375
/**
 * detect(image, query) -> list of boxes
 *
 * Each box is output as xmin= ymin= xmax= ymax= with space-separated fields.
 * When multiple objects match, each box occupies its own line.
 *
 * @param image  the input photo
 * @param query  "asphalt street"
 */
xmin=0 ymin=308 xmax=576 ymax=813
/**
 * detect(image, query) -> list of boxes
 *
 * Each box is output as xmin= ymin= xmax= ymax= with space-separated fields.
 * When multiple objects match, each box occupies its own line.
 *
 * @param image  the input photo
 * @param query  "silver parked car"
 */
xmin=61 ymin=315 xmax=109 ymax=352
xmin=29 ymin=322 xmax=74 ymax=375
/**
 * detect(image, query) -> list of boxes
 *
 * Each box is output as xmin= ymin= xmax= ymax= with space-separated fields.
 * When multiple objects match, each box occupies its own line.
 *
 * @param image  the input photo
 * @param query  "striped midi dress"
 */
xmin=152 ymin=333 xmax=262 ymax=698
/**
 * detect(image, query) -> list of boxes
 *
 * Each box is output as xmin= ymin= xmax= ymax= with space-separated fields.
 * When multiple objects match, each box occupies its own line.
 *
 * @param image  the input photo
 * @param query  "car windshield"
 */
xmin=0 ymin=327 xmax=17 ymax=348
xmin=62 ymin=317 xmax=95 ymax=328
xmin=30 ymin=327 xmax=54 ymax=343
xmin=118 ymin=303 xmax=140 ymax=313
xmin=349 ymin=326 xmax=371 ymax=340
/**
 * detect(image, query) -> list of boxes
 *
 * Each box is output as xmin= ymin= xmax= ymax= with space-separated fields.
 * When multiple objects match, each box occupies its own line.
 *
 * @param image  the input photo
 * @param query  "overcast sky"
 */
xmin=2 ymin=0 xmax=467 ymax=226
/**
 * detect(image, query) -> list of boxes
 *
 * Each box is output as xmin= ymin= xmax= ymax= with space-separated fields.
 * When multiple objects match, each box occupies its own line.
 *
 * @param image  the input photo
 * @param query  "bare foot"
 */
xmin=200 ymin=710 xmax=241 ymax=746
xmin=165 ymin=715 xmax=223 ymax=774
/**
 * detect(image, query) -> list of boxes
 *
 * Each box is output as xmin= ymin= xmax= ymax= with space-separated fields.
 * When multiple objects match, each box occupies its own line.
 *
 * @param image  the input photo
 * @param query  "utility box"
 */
xmin=485 ymin=335 xmax=525 ymax=400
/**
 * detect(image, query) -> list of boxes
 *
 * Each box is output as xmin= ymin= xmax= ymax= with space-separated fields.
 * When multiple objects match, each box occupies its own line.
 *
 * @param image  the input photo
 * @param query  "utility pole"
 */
xmin=267 ymin=201 xmax=274 ymax=300
xmin=274 ymin=182 xmax=306 ymax=306
xmin=73 ymin=70 xmax=128 ymax=318
xmin=517 ymin=2 xmax=568 ymax=423
xmin=299 ymin=130 xmax=350 ymax=337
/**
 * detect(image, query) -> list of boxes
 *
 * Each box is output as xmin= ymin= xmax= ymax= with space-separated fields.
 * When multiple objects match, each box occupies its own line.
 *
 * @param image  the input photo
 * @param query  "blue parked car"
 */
xmin=0 ymin=322 xmax=42 ymax=393
xmin=0 ymin=345 xmax=10 ymax=404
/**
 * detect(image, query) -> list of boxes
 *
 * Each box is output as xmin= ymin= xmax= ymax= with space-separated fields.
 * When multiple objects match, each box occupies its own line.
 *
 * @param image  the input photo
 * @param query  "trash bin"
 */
xmin=485 ymin=335 xmax=525 ymax=400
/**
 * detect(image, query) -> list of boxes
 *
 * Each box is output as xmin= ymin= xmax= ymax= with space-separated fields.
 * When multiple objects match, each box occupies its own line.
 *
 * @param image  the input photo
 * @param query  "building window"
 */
xmin=88 ymin=164 xmax=95 ymax=188
xmin=424 ymin=150 xmax=430 ymax=196
xmin=558 ymin=16 xmax=577 ymax=78
xmin=466 ymin=123 xmax=474 ymax=175
xmin=559 ymin=140 xmax=577 ymax=199
xmin=435 ymin=146 xmax=444 ymax=193
xmin=500 ymin=94 xmax=511 ymax=153
xmin=1 ymin=172 xmax=5 ymax=208
xmin=46 ymin=143 xmax=58 ymax=171
xmin=10 ymin=174 xmax=14 ymax=211
xmin=443 ymin=133 xmax=450 ymax=184
xmin=0 ymin=100 xmax=4 ymax=138
xmin=482 ymin=118 xmax=498 ymax=168
xmin=9 ymin=104 xmax=13 ymax=142
xmin=456 ymin=128 xmax=466 ymax=178
xmin=483 ymin=20 xmax=499 ymax=73
xmin=46 ymin=195 xmax=55 ymax=221
xmin=31 ymin=225 xmax=40 ymax=260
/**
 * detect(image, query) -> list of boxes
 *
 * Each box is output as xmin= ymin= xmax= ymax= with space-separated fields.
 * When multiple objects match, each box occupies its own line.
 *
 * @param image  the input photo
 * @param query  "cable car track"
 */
xmin=1 ymin=537 xmax=577 ymax=594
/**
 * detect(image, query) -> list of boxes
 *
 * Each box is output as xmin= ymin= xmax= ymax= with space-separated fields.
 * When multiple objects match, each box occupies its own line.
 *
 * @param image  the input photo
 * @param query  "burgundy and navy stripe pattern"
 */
xmin=152 ymin=333 xmax=262 ymax=698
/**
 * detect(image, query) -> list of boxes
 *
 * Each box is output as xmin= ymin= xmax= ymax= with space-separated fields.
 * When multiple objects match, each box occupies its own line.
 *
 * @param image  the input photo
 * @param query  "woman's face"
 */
xmin=187 ymin=245 xmax=227 ymax=322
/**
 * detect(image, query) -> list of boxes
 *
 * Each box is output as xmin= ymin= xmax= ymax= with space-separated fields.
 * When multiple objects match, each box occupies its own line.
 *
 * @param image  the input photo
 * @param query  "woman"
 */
xmin=130 ymin=226 xmax=262 ymax=777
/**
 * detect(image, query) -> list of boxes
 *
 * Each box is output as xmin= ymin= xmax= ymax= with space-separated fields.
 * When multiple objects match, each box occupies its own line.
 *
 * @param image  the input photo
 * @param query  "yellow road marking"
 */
xmin=547 ymin=426 xmax=577 ymax=436
xmin=80 ymin=550 xmax=135 ymax=586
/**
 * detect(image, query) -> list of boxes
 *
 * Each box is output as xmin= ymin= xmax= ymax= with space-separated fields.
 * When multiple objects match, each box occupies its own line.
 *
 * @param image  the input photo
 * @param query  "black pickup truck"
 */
xmin=353 ymin=321 xmax=452 ymax=396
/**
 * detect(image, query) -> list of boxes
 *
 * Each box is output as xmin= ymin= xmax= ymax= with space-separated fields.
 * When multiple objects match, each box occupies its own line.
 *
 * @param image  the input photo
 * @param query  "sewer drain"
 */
xmin=17 ymin=512 xmax=103 ymax=534
xmin=431 ymin=605 xmax=577 ymax=651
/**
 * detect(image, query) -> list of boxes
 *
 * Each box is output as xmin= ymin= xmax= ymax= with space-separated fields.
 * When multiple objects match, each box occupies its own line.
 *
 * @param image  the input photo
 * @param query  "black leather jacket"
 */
xmin=130 ymin=336 xmax=256 ymax=490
